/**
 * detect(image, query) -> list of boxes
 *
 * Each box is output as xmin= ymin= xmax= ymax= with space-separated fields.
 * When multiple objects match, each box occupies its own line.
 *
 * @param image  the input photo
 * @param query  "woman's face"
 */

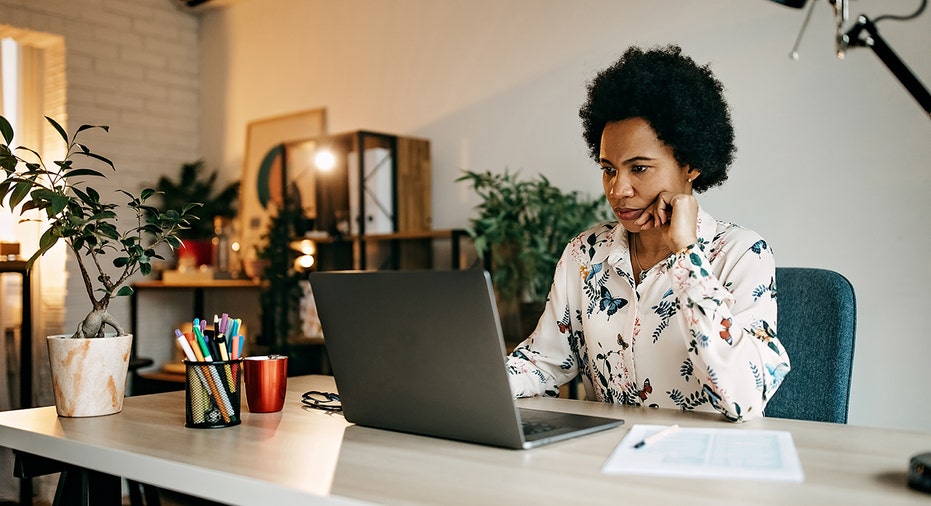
xmin=599 ymin=118 xmax=696 ymax=233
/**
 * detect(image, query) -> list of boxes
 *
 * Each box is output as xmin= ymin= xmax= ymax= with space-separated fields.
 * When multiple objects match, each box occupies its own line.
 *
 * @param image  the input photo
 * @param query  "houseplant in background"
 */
xmin=148 ymin=160 xmax=240 ymax=271
xmin=255 ymin=192 xmax=304 ymax=357
xmin=0 ymin=115 xmax=198 ymax=416
xmin=458 ymin=169 xmax=611 ymax=342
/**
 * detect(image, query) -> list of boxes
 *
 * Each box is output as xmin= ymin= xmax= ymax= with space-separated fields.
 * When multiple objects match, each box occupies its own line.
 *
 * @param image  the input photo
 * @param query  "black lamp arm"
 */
xmin=845 ymin=15 xmax=931 ymax=118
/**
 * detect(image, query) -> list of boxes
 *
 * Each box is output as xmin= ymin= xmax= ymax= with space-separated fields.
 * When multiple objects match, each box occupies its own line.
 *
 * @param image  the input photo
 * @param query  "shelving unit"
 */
xmin=310 ymin=228 xmax=472 ymax=271
xmin=283 ymin=130 xmax=434 ymax=270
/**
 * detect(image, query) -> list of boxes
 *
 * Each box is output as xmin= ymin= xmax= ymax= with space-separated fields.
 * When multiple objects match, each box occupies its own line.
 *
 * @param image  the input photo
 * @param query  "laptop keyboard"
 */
xmin=521 ymin=420 xmax=557 ymax=436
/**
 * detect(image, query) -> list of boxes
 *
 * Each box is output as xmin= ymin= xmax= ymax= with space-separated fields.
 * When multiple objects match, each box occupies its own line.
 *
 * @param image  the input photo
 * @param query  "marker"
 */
xmin=176 ymin=329 xmax=209 ymax=423
xmin=231 ymin=335 xmax=240 ymax=360
xmin=192 ymin=324 xmax=213 ymax=361
xmin=215 ymin=333 xmax=230 ymax=361
xmin=634 ymin=424 xmax=679 ymax=449
xmin=175 ymin=329 xmax=197 ymax=362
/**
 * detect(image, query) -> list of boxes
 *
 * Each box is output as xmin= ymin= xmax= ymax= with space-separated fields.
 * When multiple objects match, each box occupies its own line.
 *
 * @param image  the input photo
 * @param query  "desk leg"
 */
xmin=53 ymin=468 xmax=121 ymax=506
xmin=20 ymin=268 xmax=32 ymax=410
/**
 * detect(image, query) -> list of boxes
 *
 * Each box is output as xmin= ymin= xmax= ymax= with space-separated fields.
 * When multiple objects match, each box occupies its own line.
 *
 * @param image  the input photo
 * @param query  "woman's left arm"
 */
xmin=667 ymin=238 xmax=790 ymax=422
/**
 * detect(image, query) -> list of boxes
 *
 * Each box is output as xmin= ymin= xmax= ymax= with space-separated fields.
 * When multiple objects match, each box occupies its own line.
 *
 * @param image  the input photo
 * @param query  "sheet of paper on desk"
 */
xmin=602 ymin=424 xmax=804 ymax=482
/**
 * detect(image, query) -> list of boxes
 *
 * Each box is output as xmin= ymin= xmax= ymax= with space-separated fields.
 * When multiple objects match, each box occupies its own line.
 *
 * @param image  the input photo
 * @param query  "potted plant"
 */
xmin=0 ymin=114 xmax=198 ymax=417
xmin=148 ymin=160 xmax=239 ymax=269
xmin=458 ymin=169 xmax=611 ymax=342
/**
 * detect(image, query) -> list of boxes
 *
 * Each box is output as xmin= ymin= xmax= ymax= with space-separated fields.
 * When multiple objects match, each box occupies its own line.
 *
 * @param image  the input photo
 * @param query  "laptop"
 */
xmin=308 ymin=269 xmax=624 ymax=449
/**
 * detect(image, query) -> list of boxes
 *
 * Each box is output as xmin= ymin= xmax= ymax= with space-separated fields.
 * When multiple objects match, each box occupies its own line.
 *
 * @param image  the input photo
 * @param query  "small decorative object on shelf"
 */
xmin=0 ymin=241 xmax=20 ymax=260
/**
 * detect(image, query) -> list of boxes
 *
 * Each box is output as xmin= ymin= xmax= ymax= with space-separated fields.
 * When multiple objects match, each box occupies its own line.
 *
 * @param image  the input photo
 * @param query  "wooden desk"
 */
xmin=0 ymin=375 xmax=928 ymax=505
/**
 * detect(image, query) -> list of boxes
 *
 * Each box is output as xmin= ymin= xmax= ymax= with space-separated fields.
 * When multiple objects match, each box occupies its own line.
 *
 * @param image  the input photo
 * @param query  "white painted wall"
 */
xmin=201 ymin=0 xmax=931 ymax=431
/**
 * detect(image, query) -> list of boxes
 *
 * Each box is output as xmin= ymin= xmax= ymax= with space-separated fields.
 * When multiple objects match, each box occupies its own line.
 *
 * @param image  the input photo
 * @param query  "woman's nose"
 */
xmin=609 ymin=173 xmax=634 ymax=197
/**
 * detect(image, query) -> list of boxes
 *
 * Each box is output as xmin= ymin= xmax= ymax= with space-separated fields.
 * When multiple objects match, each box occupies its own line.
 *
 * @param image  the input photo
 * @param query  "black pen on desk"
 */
xmin=634 ymin=424 xmax=679 ymax=449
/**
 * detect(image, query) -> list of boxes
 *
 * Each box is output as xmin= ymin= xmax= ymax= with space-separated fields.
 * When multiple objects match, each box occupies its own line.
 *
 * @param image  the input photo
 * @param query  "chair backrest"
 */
xmin=764 ymin=267 xmax=857 ymax=423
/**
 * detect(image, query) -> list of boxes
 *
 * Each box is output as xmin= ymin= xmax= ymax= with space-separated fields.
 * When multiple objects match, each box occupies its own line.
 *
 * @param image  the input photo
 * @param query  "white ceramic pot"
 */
xmin=46 ymin=334 xmax=133 ymax=417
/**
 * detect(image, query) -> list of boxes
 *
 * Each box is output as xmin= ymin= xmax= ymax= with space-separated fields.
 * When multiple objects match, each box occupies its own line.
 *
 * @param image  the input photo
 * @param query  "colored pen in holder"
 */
xmin=183 ymin=359 xmax=243 ymax=429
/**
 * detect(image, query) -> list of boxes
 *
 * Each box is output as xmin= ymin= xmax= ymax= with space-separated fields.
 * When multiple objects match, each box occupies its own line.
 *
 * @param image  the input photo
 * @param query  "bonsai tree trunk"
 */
xmin=76 ymin=308 xmax=124 ymax=339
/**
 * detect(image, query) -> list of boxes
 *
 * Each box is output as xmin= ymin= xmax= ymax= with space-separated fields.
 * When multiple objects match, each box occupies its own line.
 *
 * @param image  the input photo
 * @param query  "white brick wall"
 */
xmin=0 ymin=0 xmax=202 ymax=348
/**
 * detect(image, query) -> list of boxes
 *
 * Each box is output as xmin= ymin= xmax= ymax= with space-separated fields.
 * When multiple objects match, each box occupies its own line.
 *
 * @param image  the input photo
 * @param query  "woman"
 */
xmin=505 ymin=45 xmax=790 ymax=422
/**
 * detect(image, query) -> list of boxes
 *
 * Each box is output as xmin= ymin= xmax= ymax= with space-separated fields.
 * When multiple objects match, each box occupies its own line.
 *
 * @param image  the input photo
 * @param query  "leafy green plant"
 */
xmin=0 ymin=115 xmax=198 ymax=338
xmin=149 ymin=160 xmax=239 ymax=239
xmin=458 ymin=169 xmax=611 ymax=304
xmin=256 ymin=192 xmax=304 ymax=354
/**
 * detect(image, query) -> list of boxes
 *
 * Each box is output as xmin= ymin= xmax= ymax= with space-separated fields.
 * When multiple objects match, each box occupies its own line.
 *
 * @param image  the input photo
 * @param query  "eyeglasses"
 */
xmin=301 ymin=390 xmax=342 ymax=412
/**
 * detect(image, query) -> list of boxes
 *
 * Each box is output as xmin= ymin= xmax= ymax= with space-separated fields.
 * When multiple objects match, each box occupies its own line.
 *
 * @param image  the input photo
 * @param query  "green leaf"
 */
xmin=72 ymin=187 xmax=93 ymax=205
xmin=9 ymin=181 xmax=33 ymax=208
xmin=0 ymin=115 xmax=13 ymax=145
xmin=47 ymin=192 xmax=70 ymax=216
xmin=62 ymin=168 xmax=105 ymax=179
xmin=77 ymin=149 xmax=115 ymax=170
xmin=116 ymin=286 xmax=134 ymax=297
xmin=88 ymin=210 xmax=117 ymax=221
xmin=0 ymin=145 xmax=16 ymax=173
xmin=37 ymin=226 xmax=60 ymax=251
xmin=45 ymin=116 xmax=68 ymax=144
xmin=75 ymin=124 xmax=108 ymax=135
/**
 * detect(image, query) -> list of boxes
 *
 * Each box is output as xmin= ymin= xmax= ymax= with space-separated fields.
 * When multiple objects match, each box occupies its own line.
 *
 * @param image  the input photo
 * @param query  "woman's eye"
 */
xmin=600 ymin=165 xmax=616 ymax=175
xmin=631 ymin=165 xmax=648 ymax=173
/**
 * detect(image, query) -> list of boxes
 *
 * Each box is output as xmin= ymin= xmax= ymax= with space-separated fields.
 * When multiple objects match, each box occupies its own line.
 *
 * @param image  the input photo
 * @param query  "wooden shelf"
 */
xmin=305 ymin=229 xmax=471 ymax=271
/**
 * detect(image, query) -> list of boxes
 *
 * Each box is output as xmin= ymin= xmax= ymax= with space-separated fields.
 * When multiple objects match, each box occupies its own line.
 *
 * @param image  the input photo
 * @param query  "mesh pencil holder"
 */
xmin=184 ymin=359 xmax=243 ymax=429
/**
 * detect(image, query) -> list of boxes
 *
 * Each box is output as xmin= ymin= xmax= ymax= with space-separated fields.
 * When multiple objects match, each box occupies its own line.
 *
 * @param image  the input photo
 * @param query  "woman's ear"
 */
xmin=686 ymin=168 xmax=700 ymax=184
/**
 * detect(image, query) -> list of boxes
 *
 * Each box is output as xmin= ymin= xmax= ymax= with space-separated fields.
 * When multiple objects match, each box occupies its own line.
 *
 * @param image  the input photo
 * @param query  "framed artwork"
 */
xmin=239 ymin=109 xmax=327 ymax=265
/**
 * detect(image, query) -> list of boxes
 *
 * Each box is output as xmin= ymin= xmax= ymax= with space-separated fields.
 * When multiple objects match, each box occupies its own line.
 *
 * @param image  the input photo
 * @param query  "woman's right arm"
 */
xmin=505 ymin=242 xmax=580 ymax=398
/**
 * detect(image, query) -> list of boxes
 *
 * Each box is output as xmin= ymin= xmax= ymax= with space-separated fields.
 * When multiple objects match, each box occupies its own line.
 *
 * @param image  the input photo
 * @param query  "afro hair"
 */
xmin=579 ymin=45 xmax=736 ymax=193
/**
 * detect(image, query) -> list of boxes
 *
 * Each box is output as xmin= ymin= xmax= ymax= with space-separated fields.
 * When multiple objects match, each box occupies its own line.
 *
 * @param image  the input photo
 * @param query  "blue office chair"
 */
xmin=764 ymin=267 xmax=857 ymax=423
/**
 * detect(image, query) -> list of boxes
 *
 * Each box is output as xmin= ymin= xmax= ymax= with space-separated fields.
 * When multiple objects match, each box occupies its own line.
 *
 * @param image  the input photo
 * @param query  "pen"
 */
xmin=634 ymin=424 xmax=679 ymax=449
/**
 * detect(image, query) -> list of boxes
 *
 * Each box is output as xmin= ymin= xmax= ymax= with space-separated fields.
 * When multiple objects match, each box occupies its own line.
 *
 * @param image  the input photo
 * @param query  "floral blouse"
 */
xmin=505 ymin=207 xmax=790 ymax=422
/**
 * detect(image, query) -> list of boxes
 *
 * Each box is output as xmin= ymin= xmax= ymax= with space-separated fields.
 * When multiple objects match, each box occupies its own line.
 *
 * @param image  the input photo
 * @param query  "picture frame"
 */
xmin=238 ymin=109 xmax=327 ymax=268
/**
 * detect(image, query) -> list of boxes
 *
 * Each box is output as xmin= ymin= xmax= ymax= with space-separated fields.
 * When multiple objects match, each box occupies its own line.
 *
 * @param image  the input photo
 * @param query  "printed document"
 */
xmin=602 ymin=424 xmax=804 ymax=482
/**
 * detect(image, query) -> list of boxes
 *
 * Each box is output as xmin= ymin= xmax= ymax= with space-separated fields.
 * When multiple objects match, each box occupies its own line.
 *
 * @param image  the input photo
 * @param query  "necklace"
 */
xmin=631 ymin=235 xmax=648 ymax=282
xmin=632 ymin=235 xmax=671 ymax=283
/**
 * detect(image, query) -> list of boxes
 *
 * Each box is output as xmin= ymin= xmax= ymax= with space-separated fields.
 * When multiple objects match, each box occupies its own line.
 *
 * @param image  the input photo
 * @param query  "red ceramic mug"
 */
xmin=243 ymin=355 xmax=288 ymax=413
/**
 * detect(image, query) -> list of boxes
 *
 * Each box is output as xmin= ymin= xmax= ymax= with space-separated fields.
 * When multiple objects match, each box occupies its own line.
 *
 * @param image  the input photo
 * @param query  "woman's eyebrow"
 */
xmin=622 ymin=155 xmax=656 ymax=165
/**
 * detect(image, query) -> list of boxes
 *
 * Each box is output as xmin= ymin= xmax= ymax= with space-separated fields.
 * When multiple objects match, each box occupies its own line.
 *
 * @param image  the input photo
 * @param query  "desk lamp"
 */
xmin=770 ymin=0 xmax=931 ymax=119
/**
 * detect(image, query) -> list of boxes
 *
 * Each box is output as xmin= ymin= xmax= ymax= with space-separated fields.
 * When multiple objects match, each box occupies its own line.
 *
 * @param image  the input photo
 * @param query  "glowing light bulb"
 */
xmin=295 ymin=254 xmax=315 ymax=271
xmin=314 ymin=149 xmax=336 ymax=171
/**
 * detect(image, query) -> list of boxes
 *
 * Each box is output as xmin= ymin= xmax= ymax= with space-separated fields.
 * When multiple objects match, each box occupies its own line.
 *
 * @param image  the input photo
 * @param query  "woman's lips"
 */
xmin=614 ymin=207 xmax=643 ymax=221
